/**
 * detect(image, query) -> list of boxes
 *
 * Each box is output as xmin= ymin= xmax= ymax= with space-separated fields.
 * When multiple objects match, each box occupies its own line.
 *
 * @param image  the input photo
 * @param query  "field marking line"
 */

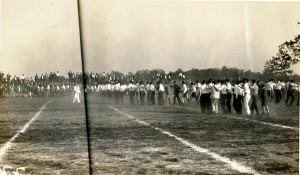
xmin=108 ymin=105 xmax=261 ymax=175
xmin=175 ymin=105 xmax=299 ymax=131
xmin=0 ymin=100 xmax=52 ymax=161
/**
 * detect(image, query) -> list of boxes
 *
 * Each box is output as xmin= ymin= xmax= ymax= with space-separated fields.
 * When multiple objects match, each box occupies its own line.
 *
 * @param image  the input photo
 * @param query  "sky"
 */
xmin=1 ymin=1 xmax=300 ymax=77
xmin=1 ymin=0 xmax=82 ymax=77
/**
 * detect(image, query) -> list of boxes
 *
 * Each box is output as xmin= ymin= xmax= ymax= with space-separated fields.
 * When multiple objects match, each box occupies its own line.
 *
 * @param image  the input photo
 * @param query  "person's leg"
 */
xmin=215 ymin=99 xmax=219 ymax=114
xmin=290 ymin=91 xmax=295 ymax=106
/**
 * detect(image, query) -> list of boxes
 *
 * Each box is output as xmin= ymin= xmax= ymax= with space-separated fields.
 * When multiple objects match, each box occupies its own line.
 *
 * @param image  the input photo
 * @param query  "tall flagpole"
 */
xmin=76 ymin=1 xmax=93 ymax=174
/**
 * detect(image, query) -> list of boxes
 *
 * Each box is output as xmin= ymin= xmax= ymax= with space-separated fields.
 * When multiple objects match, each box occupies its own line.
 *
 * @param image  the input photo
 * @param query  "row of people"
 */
xmin=94 ymin=79 xmax=299 ymax=115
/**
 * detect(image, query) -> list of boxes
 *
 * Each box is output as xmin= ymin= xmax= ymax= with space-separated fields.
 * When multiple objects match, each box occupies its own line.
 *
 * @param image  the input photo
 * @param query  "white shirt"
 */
xmin=276 ymin=81 xmax=282 ymax=90
xmin=243 ymin=83 xmax=251 ymax=96
xmin=149 ymin=84 xmax=155 ymax=91
xmin=159 ymin=84 xmax=165 ymax=92
xmin=182 ymin=84 xmax=187 ymax=93
xmin=201 ymin=84 xmax=210 ymax=94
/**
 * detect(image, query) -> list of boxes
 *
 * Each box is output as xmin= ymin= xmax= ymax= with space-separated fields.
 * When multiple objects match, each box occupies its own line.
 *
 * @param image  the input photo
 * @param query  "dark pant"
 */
xmin=275 ymin=89 xmax=282 ymax=104
xmin=250 ymin=94 xmax=259 ymax=114
xmin=147 ymin=90 xmax=151 ymax=105
xmin=157 ymin=91 xmax=164 ymax=105
xmin=173 ymin=93 xmax=181 ymax=105
xmin=114 ymin=91 xmax=120 ymax=104
xmin=129 ymin=91 xmax=135 ymax=105
xmin=220 ymin=94 xmax=227 ymax=113
xmin=286 ymin=90 xmax=294 ymax=106
xmin=235 ymin=95 xmax=243 ymax=115
xmin=200 ymin=93 xmax=211 ymax=114
xmin=150 ymin=91 xmax=155 ymax=105
xmin=140 ymin=91 xmax=145 ymax=105
xmin=226 ymin=93 xmax=232 ymax=113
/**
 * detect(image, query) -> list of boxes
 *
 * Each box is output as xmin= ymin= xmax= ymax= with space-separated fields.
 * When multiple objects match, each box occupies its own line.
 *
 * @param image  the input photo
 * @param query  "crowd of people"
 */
xmin=94 ymin=78 xmax=299 ymax=116
xmin=0 ymin=70 xmax=299 ymax=115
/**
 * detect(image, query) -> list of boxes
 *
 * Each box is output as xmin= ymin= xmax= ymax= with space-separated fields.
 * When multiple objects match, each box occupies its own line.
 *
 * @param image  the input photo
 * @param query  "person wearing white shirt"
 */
xmin=189 ymin=82 xmax=197 ymax=104
xmin=181 ymin=81 xmax=188 ymax=104
xmin=149 ymin=82 xmax=155 ymax=105
xmin=243 ymin=79 xmax=251 ymax=115
xmin=265 ymin=79 xmax=274 ymax=102
xmin=250 ymin=79 xmax=259 ymax=115
xmin=120 ymin=83 xmax=127 ymax=104
xmin=220 ymin=81 xmax=227 ymax=113
xmin=225 ymin=80 xmax=233 ymax=114
xmin=211 ymin=81 xmax=221 ymax=114
xmin=73 ymin=84 xmax=81 ymax=103
xmin=275 ymin=80 xmax=282 ymax=104
xmin=233 ymin=81 xmax=243 ymax=115
xmin=200 ymin=80 xmax=211 ymax=114
xmin=128 ymin=81 xmax=136 ymax=105
xmin=157 ymin=81 xmax=165 ymax=105
xmin=145 ymin=81 xmax=151 ymax=105
xmin=114 ymin=82 xmax=121 ymax=104
xmin=139 ymin=81 xmax=146 ymax=105
xmin=164 ymin=81 xmax=173 ymax=105
xmin=281 ymin=81 xmax=287 ymax=100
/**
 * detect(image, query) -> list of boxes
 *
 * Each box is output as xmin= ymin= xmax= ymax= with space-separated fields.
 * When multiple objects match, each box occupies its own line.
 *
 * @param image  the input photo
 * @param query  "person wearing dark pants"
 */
xmin=220 ymin=81 xmax=227 ymax=113
xmin=274 ymin=80 xmax=282 ymax=104
xmin=173 ymin=81 xmax=181 ymax=105
xmin=234 ymin=81 xmax=243 ymax=115
xmin=250 ymin=79 xmax=259 ymax=115
xmin=128 ymin=81 xmax=136 ymax=105
xmin=149 ymin=82 xmax=156 ymax=105
xmin=225 ymin=80 xmax=232 ymax=114
xmin=139 ymin=81 xmax=146 ymax=105
xmin=200 ymin=80 xmax=211 ymax=114
xmin=286 ymin=80 xmax=295 ymax=106
xmin=157 ymin=81 xmax=165 ymax=106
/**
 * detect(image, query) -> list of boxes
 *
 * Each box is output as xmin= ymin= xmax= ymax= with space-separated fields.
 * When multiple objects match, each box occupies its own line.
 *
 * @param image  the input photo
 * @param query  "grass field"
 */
xmin=0 ymin=97 xmax=89 ymax=174
xmin=0 ymin=95 xmax=298 ymax=174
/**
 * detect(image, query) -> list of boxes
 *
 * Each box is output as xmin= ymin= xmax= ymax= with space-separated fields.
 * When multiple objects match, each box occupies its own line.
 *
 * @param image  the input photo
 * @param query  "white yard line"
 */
xmin=0 ymin=100 xmax=52 ymax=161
xmin=176 ymin=105 xmax=299 ymax=131
xmin=108 ymin=105 xmax=261 ymax=175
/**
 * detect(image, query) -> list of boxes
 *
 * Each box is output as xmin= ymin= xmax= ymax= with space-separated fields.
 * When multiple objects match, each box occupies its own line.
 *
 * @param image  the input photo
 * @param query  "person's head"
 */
xmin=173 ymin=81 xmax=177 ymax=84
xmin=182 ymin=81 xmax=185 ymax=84
xmin=252 ymin=79 xmax=256 ymax=84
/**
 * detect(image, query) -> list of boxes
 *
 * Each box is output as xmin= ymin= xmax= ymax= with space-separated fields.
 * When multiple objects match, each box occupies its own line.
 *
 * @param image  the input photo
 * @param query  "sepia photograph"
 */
xmin=1 ymin=0 xmax=299 ymax=174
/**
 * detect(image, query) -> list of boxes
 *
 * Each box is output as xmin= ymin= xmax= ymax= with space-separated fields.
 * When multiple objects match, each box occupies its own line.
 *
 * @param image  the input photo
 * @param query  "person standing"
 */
xmin=149 ymin=82 xmax=156 ymax=105
xmin=220 ymin=81 xmax=227 ymax=113
xmin=274 ymin=80 xmax=282 ymax=104
xmin=260 ymin=83 xmax=270 ymax=115
xmin=250 ymin=79 xmax=259 ymax=115
xmin=139 ymin=81 xmax=146 ymax=105
xmin=157 ymin=81 xmax=165 ymax=105
xmin=211 ymin=81 xmax=221 ymax=114
xmin=265 ymin=79 xmax=274 ymax=102
xmin=181 ymin=81 xmax=188 ymax=105
xmin=128 ymin=81 xmax=136 ymax=105
xmin=145 ymin=81 xmax=151 ymax=105
xmin=225 ymin=80 xmax=232 ymax=114
xmin=200 ymin=80 xmax=211 ymax=114
xmin=173 ymin=81 xmax=181 ymax=105
xmin=164 ymin=82 xmax=173 ymax=105
xmin=286 ymin=80 xmax=295 ymax=106
xmin=73 ymin=84 xmax=81 ymax=103
xmin=243 ymin=79 xmax=251 ymax=115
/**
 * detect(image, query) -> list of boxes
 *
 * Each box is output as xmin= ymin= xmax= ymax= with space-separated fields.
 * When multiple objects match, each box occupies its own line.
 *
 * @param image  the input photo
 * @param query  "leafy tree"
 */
xmin=264 ymin=34 xmax=300 ymax=75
